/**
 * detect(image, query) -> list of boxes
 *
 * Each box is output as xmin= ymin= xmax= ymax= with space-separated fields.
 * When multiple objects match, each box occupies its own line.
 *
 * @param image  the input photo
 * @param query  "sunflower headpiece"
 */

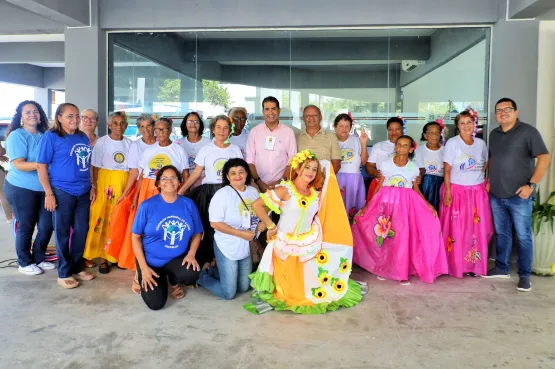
xmin=290 ymin=149 xmax=316 ymax=170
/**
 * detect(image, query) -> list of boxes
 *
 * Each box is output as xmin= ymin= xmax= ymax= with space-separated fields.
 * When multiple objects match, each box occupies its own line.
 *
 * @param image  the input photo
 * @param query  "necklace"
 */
xmin=23 ymin=129 xmax=42 ymax=146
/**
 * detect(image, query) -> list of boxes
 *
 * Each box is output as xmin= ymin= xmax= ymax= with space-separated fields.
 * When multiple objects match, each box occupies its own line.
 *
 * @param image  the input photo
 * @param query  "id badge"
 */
xmin=264 ymin=136 xmax=276 ymax=151
xmin=250 ymin=215 xmax=260 ymax=232
xmin=241 ymin=210 xmax=251 ymax=229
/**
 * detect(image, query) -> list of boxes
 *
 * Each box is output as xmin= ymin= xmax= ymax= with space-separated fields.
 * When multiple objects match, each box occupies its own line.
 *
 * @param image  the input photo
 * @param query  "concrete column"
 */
xmin=179 ymin=75 xmax=196 ymax=113
xmin=64 ymin=0 xmax=107 ymax=134
xmin=33 ymin=87 xmax=49 ymax=115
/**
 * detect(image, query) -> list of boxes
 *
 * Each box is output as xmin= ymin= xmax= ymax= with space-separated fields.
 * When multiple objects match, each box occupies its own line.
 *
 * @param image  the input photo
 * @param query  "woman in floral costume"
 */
xmin=246 ymin=150 xmax=363 ymax=314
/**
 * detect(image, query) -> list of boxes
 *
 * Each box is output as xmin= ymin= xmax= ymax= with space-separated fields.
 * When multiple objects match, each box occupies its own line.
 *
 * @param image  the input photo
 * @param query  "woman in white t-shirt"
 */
xmin=352 ymin=135 xmax=447 ymax=285
xmin=106 ymin=114 xmax=156 ymax=280
xmin=333 ymin=113 xmax=368 ymax=222
xmin=179 ymin=115 xmax=243 ymax=267
xmin=415 ymin=121 xmax=445 ymax=212
xmin=178 ymin=112 xmax=210 ymax=188
xmin=198 ymin=158 xmax=264 ymax=299
xmin=365 ymin=116 xmax=404 ymax=204
xmin=440 ymin=110 xmax=493 ymax=278
xmin=83 ymin=111 xmax=132 ymax=274
xmin=228 ymin=107 xmax=249 ymax=158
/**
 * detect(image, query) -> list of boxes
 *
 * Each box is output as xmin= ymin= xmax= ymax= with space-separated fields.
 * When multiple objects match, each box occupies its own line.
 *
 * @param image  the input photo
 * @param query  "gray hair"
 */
xmin=303 ymin=105 xmax=322 ymax=117
xmin=81 ymin=108 xmax=98 ymax=118
xmin=136 ymin=113 xmax=155 ymax=126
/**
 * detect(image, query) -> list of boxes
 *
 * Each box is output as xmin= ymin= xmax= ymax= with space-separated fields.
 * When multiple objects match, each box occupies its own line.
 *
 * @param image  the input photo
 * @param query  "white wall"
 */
xmin=401 ymin=41 xmax=486 ymax=114
xmin=536 ymin=20 xmax=555 ymax=195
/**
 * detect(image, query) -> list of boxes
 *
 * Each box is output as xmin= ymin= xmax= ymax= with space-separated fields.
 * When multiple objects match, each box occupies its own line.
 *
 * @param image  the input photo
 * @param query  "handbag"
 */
xmin=230 ymin=186 xmax=264 ymax=263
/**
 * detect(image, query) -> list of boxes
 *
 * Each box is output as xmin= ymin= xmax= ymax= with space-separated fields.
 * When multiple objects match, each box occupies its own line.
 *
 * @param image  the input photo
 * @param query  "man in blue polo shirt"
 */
xmin=484 ymin=98 xmax=551 ymax=292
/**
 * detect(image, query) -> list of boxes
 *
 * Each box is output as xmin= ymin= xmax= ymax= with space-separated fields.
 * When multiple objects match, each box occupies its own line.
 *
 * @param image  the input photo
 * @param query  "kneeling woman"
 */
xmin=198 ymin=158 xmax=264 ymax=299
xmin=352 ymin=135 xmax=447 ymax=285
xmin=246 ymin=150 xmax=363 ymax=314
xmin=132 ymin=165 xmax=203 ymax=311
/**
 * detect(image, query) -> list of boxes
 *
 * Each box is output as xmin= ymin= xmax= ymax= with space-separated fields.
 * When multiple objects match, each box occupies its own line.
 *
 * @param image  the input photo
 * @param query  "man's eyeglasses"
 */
xmin=495 ymin=107 xmax=515 ymax=114
xmin=232 ymin=117 xmax=247 ymax=123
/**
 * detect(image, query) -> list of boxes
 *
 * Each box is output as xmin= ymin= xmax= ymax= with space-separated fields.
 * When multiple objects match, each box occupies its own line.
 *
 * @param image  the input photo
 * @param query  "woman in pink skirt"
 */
xmin=440 ymin=110 xmax=493 ymax=278
xmin=334 ymin=113 xmax=368 ymax=222
xmin=352 ymin=135 xmax=447 ymax=285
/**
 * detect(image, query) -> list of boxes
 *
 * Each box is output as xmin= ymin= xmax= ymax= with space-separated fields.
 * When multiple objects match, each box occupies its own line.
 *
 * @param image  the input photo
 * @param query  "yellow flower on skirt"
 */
xmin=331 ymin=278 xmax=346 ymax=293
xmin=317 ymin=267 xmax=330 ymax=285
xmin=339 ymin=257 xmax=351 ymax=273
xmin=311 ymin=287 xmax=327 ymax=299
xmin=315 ymin=250 xmax=329 ymax=265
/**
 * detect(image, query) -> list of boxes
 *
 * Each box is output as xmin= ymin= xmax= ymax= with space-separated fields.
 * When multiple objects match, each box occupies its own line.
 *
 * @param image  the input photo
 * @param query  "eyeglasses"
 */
xmin=160 ymin=176 xmax=178 ymax=181
xmin=61 ymin=115 xmax=80 ymax=121
xmin=232 ymin=117 xmax=247 ymax=122
xmin=186 ymin=120 xmax=200 ymax=125
xmin=81 ymin=116 xmax=97 ymax=122
xmin=154 ymin=128 xmax=170 ymax=133
xmin=495 ymin=107 xmax=515 ymax=114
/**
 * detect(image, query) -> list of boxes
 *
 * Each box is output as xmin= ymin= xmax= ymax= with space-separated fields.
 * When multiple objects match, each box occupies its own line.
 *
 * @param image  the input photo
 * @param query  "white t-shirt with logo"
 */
xmin=178 ymin=136 xmax=211 ymax=174
xmin=209 ymin=185 xmax=259 ymax=260
xmin=139 ymin=142 xmax=189 ymax=180
xmin=369 ymin=140 xmax=395 ymax=170
xmin=195 ymin=143 xmax=244 ymax=184
xmin=229 ymin=130 xmax=249 ymax=158
xmin=443 ymin=135 xmax=487 ymax=186
xmin=128 ymin=139 xmax=155 ymax=170
xmin=338 ymin=135 xmax=362 ymax=174
xmin=415 ymin=145 xmax=445 ymax=177
xmin=91 ymin=135 xmax=132 ymax=171
xmin=380 ymin=156 xmax=419 ymax=189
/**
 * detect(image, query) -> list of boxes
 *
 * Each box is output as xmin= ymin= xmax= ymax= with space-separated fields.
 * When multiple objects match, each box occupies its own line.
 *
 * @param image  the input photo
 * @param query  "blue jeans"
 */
xmin=197 ymin=241 xmax=252 ymax=300
xmin=53 ymin=188 xmax=90 ymax=278
xmin=490 ymin=194 xmax=533 ymax=278
xmin=4 ymin=181 xmax=53 ymax=267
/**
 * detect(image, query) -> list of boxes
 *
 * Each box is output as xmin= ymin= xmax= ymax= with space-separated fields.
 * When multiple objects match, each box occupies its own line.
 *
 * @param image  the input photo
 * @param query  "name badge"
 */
xmin=250 ymin=216 xmax=260 ymax=232
xmin=264 ymin=136 xmax=276 ymax=151
xmin=241 ymin=210 xmax=251 ymax=229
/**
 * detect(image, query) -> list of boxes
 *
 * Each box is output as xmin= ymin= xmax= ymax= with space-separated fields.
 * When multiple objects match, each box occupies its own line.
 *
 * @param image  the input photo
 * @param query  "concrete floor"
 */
xmin=1 ymin=218 xmax=555 ymax=369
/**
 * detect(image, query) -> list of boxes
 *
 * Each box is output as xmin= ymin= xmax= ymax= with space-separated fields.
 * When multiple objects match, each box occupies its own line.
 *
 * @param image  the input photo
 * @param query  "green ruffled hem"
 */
xmin=259 ymin=192 xmax=281 ymax=214
xmin=244 ymin=271 xmax=363 ymax=315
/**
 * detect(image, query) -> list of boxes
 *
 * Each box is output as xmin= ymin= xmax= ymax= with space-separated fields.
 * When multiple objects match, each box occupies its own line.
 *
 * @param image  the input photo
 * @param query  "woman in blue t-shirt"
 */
xmin=37 ymin=103 xmax=97 ymax=289
xmin=132 ymin=165 xmax=203 ymax=311
xmin=3 ymin=100 xmax=54 ymax=276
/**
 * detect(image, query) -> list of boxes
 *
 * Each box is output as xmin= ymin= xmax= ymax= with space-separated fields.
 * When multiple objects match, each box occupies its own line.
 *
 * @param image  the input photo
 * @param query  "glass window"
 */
xmin=109 ymin=27 xmax=491 ymax=144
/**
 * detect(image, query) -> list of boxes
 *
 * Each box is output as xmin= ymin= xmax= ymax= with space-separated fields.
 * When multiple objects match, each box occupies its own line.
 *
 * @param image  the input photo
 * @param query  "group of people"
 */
xmin=0 ymin=95 xmax=550 ymax=314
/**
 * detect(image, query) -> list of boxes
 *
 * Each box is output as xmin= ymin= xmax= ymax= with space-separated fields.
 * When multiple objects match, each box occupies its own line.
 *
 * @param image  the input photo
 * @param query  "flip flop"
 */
xmin=132 ymin=273 xmax=141 ymax=295
xmin=170 ymin=284 xmax=185 ymax=299
xmin=99 ymin=262 xmax=110 ymax=275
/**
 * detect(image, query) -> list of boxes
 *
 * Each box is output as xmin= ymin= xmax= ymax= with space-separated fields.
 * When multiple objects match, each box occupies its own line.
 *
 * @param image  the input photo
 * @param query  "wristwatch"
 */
xmin=527 ymin=182 xmax=537 ymax=190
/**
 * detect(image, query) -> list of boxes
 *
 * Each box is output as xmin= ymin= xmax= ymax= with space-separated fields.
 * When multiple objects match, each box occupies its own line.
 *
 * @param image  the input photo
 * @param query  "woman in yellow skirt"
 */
xmin=247 ymin=150 xmax=363 ymax=314
xmin=105 ymin=114 xmax=156 ymax=270
xmin=83 ymin=112 xmax=132 ymax=274
xmin=123 ymin=118 xmax=189 ymax=293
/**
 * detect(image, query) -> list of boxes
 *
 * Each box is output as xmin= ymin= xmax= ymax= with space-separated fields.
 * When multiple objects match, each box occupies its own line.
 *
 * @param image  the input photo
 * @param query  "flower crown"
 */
xmin=397 ymin=115 xmax=408 ymax=135
xmin=465 ymin=106 xmax=479 ymax=137
xmin=290 ymin=149 xmax=316 ymax=169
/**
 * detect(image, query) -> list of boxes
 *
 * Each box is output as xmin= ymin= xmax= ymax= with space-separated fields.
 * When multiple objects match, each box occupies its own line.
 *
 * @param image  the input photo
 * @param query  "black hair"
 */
xmin=154 ymin=165 xmax=183 ymax=192
xmin=180 ymin=112 xmax=205 ymax=137
xmin=333 ymin=113 xmax=353 ymax=128
xmin=221 ymin=158 xmax=253 ymax=187
xmin=396 ymin=135 xmax=416 ymax=160
xmin=495 ymin=97 xmax=517 ymax=111
xmin=420 ymin=121 xmax=442 ymax=141
xmin=262 ymin=96 xmax=280 ymax=110
xmin=386 ymin=116 xmax=403 ymax=129
xmin=7 ymin=100 xmax=50 ymax=137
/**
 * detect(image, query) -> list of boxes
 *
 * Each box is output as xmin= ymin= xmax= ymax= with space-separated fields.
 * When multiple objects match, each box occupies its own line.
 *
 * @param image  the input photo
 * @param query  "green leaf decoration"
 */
xmin=377 ymin=236 xmax=384 ymax=247
xmin=387 ymin=230 xmax=395 ymax=238
xmin=330 ymin=277 xmax=339 ymax=285
xmin=340 ymin=257 xmax=348 ymax=264
xmin=532 ymin=188 xmax=555 ymax=235
xmin=317 ymin=267 xmax=329 ymax=277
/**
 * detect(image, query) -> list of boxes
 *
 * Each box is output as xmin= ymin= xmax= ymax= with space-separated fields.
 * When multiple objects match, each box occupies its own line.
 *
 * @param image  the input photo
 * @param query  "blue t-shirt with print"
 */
xmin=37 ymin=130 xmax=92 ymax=196
xmin=132 ymin=194 xmax=203 ymax=267
xmin=5 ymin=128 xmax=44 ymax=191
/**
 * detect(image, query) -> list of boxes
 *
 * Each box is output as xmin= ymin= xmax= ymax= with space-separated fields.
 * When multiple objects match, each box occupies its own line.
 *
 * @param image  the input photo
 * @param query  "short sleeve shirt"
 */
xmin=128 ymin=139 xmax=155 ymax=170
xmin=5 ymin=128 xmax=44 ymax=191
xmin=380 ymin=156 xmax=419 ymax=189
xmin=443 ymin=136 xmax=487 ymax=186
xmin=139 ymin=142 xmax=189 ymax=180
xmin=91 ymin=135 xmax=132 ymax=171
xmin=338 ymin=135 xmax=362 ymax=174
xmin=369 ymin=140 xmax=395 ymax=170
xmin=296 ymin=128 xmax=341 ymax=162
xmin=195 ymin=143 xmax=243 ymax=184
xmin=415 ymin=145 xmax=445 ymax=177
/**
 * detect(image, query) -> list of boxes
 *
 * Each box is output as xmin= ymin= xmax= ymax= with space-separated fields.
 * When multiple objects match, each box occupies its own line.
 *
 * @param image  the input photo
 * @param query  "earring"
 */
xmin=20 ymin=119 xmax=24 ymax=126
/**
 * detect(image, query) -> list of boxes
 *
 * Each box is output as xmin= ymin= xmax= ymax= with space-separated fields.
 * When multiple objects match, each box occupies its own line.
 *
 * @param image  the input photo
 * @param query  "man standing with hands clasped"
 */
xmin=484 ymin=98 xmax=551 ymax=292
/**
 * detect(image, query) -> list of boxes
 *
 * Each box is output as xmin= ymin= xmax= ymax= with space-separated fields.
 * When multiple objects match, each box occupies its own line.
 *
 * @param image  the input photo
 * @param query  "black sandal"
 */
xmin=99 ymin=262 xmax=110 ymax=274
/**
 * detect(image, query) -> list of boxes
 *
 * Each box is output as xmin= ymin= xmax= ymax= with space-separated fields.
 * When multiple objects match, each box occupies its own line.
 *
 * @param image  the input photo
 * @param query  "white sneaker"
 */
xmin=18 ymin=264 xmax=43 ymax=275
xmin=37 ymin=261 xmax=57 ymax=270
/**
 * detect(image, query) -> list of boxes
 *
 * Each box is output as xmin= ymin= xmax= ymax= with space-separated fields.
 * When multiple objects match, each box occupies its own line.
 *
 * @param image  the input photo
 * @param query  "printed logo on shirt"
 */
xmin=341 ymin=149 xmax=355 ymax=162
xmin=188 ymin=155 xmax=197 ymax=172
xmin=70 ymin=144 xmax=92 ymax=172
xmin=385 ymin=175 xmax=409 ymax=188
xmin=213 ymin=158 xmax=228 ymax=179
xmin=458 ymin=154 xmax=483 ymax=172
xmin=238 ymin=198 xmax=254 ymax=213
xmin=148 ymin=154 xmax=172 ymax=177
xmin=157 ymin=215 xmax=191 ymax=248
xmin=113 ymin=151 xmax=125 ymax=164
xmin=426 ymin=162 xmax=440 ymax=174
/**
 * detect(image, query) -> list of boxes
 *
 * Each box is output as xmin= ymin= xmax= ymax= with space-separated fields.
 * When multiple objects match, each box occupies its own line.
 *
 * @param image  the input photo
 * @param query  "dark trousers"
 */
xmin=4 ymin=181 xmax=53 ymax=267
xmin=137 ymin=254 xmax=200 ymax=311
xmin=53 ymin=188 xmax=90 ymax=278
